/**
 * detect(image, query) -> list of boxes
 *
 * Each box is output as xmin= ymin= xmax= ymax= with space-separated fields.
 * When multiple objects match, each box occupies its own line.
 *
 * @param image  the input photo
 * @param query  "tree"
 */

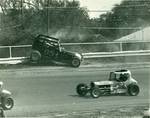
xmin=93 ymin=0 xmax=150 ymax=40
xmin=0 ymin=0 xmax=90 ymax=45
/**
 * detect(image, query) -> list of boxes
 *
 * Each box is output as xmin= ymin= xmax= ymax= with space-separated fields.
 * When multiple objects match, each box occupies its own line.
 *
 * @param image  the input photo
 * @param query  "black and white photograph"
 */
xmin=0 ymin=0 xmax=149 ymax=117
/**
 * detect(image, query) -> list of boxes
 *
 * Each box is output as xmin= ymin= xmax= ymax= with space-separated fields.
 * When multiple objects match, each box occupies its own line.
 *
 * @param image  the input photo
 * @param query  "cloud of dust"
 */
xmin=49 ymin=28 xmax=89 ymax=43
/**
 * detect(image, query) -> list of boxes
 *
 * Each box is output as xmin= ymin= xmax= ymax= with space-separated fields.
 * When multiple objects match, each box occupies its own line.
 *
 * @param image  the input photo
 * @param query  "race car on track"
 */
xmin=0 ymin=82 xmax=14 ymax=110
xmin=76 ymin=69 xmax=140 ymax=98
xmin=30 ymin=34 xmax=83 ymax=67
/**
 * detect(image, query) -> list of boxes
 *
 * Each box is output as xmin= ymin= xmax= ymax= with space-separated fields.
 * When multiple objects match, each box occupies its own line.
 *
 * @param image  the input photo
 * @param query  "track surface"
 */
xmin=0 ymin=66 xmax=149 ymax=117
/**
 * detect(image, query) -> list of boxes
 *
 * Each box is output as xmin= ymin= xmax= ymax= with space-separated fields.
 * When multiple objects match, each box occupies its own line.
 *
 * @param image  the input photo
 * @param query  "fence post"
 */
xmin=9 ymin=46 xmax=12 ymax=58
xmin=120 ymin=42 xmax=123 ymax=52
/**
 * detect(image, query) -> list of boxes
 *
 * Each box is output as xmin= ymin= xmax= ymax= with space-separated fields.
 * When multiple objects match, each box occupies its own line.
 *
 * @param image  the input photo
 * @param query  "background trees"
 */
xmin=0 ymin=0 xmax=90 ymax=45
xmin=93 ymin=0 xmax=150 ymax=41
xmin=0 ymin=0 xmax=150 ymax=45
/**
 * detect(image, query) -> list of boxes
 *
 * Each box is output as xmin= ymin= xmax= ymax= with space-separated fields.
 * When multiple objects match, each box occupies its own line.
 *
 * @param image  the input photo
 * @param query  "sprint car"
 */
xmin=0 ymin=82 xmax=14 ymax=110
xmin=30 ymin=34 xmax=83 ymax=67
xmin=76 ymin=69 xmax=140 ymax=98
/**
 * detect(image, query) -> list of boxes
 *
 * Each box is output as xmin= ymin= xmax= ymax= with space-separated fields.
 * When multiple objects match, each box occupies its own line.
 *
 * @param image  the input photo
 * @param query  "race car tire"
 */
xmin=127 ymin=84 xmax=140 ymax=96
xmin=90 ymin=87 xmax=101 ymax=98
xmin=71 ymin=58 xmax=81 ymax=68
xmin=76 ymin=83 xmax=88 ymax=97
xmin=1 ymin=97 xmax=14 ymax=110
xmin=30 ymin=50 xmax=41 ymax=63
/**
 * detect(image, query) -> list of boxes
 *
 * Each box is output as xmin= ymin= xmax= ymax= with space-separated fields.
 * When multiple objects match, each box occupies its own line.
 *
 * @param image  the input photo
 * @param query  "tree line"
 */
xmin=0 ymin=0 xmax=149 ymax=45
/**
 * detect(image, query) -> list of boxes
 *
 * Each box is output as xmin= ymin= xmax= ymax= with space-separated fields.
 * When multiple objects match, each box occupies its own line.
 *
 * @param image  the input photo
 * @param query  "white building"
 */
xmin=115 ymin=27 xmax=150 ymax=42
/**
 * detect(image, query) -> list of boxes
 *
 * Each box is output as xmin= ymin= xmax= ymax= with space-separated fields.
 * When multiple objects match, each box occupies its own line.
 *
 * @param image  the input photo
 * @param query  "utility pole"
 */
xmin=20 ymin=0 xmax=23 ymax=28
xmin=47 ymin=0 xmax=50 ymax=35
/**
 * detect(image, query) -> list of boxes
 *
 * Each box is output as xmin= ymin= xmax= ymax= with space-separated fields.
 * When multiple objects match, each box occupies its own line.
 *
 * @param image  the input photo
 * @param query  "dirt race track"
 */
xmin=0 ymin=65 xmax=149 ymax=117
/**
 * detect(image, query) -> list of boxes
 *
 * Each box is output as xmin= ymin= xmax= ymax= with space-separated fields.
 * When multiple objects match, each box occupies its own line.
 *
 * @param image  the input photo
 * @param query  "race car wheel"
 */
xmin=128 ymin=84 xmax=140 ymax=96
xmin=91 ymin=87 xmax=101 ymax=98
xmin=30 ymin=50 xmax=41 ymax=63
xmin=1 ymin=97 xmax=14 ymax=110
xmin=76 ymin=83 xmax=88 ymax=96
xmin=71 ymin=58 xmax=81 ymax=68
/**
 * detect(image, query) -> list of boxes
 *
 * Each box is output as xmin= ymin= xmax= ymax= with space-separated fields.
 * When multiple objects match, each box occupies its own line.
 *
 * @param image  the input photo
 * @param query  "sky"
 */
xmin=79 ymin=0 xmax=123 ymax=18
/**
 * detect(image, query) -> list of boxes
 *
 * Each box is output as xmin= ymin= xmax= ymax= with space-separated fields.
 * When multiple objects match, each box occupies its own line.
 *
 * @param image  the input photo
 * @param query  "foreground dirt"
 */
xmin=0 ymin=63 xmax=149 ymax=118
xmin=36 ymin=105 xmax=148 ymax=118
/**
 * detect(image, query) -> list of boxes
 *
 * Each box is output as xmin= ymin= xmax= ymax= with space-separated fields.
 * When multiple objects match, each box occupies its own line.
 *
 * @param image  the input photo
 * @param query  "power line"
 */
xmin=64 ymin=26 xmax=141 ymax=30
xmin=81 ymin=27 xmax=141 ymax=30
xmin=0 ymin=24 xmax=22 ymax=31
xmin=114 ymin=4 xmax=150 ymax=8
xmin=87 ymin=10 xmax=110 ymax=12
xmin=115 ymin=0 xmax=146 ymax=1
xmin=44 ymin=4 xmax=150 ymax=11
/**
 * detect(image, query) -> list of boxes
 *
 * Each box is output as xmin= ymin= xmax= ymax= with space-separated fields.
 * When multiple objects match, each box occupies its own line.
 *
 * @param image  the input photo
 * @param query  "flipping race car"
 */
xmin=0 ymin=82 xmax=14 ymax=110
xmin=30 ymin=34 xmax=83 ymax=67
xmin=76 ymin=69 xmax=140 ymax=98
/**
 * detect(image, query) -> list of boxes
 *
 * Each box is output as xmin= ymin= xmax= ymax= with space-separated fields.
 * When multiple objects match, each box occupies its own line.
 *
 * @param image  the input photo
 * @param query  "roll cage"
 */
xmin=32 ymin=34 xmax=61 ymax=51
xmin=109 ymin=70 xmax=130 ymax=82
